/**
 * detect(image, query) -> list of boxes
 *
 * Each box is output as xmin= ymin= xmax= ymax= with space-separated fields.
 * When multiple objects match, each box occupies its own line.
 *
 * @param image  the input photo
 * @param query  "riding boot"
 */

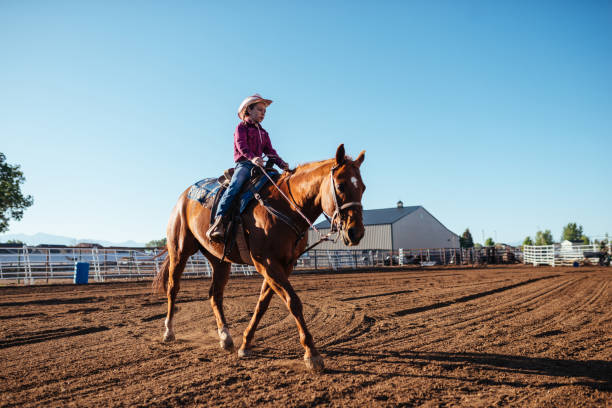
xmin=206 ymin=215 xmax=226 ymax=242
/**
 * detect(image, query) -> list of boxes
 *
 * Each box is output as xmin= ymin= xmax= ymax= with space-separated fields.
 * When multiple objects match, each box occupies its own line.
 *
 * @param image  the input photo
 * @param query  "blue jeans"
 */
xmin=216 ymin=161 xmax=255 ymax=218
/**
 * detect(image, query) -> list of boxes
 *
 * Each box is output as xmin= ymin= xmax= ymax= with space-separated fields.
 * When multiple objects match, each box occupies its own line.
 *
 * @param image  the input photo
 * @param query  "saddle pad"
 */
xmin=187 ymin=178 xmax=222 ymax=205
xmin=187 ymin=169 xmax=279 ymax=215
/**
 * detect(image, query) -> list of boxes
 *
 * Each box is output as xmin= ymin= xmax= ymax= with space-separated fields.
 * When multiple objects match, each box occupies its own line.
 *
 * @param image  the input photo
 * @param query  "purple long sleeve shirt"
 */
xmin=233 ymin=120 xmax=288 ymax=169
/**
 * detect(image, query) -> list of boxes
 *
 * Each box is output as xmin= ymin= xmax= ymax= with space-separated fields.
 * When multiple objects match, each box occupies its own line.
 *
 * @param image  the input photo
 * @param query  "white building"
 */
xmin=308 ymin=202 xmax=460 ymax=250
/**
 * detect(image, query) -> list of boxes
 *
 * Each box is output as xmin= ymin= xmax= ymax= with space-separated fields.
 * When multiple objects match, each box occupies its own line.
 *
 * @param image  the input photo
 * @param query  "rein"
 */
xmin=254 ymin=163 xmax=362 ymax=255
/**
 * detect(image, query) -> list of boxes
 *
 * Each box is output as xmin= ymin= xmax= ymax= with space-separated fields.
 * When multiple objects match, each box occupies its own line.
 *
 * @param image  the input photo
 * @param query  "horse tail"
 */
xmin=152 ymin=246 xmax=168 ymax=259
xmin=152 ymin=251 xmax=170 ymax=294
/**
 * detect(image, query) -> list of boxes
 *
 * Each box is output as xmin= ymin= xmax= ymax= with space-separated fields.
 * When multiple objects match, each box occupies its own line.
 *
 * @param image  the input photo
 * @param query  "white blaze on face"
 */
xmin=351 ymin=176 xmax=358 ymax=189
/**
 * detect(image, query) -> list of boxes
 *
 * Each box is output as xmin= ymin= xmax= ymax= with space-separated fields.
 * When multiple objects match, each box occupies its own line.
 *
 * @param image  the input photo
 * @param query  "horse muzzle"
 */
xmin=343 ymin=225 xmax=364 ymax=246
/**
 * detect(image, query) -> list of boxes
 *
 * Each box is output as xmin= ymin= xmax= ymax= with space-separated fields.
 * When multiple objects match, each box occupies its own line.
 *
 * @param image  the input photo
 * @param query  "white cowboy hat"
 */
xmin=237 ymin=93 xmax=273 ymax=120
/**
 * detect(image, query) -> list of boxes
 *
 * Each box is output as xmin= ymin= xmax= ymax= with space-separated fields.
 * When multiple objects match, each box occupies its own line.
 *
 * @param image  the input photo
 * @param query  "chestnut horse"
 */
xmin=153 ymin=144 xmax=365 ymax=371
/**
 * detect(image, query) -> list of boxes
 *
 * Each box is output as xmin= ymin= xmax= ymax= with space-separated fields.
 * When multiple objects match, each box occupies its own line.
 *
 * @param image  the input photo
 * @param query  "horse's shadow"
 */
xmin=323 ymin=348 xmax=612 ymax=391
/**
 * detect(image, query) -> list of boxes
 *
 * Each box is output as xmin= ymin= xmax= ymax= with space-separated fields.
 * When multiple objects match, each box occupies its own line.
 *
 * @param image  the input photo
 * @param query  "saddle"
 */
xmin=186 ymin=164 xmax=281 ymax=264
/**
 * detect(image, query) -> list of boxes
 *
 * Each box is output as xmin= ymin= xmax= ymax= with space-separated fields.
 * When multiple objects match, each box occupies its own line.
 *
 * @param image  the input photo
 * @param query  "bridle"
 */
xmin=255 ymin=163 xmax=363 ymax=252
xmin=325 ymin=164 xmax=362 ymax=237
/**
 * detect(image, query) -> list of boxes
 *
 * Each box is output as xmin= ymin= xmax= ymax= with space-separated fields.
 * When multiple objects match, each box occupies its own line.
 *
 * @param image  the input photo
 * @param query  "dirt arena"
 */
xmin=1 ymin=265 xmax=610 ymax=407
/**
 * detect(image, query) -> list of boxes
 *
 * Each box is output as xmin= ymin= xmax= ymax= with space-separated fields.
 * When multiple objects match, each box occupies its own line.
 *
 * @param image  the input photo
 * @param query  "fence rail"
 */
xmin=1 ymin=245 xmax=524 ymax=285
xmin=523 ymin=243 xmax=611 ymax=266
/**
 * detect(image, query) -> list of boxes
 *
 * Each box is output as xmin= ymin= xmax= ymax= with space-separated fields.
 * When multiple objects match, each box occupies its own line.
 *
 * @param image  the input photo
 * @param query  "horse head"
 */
xmin=322 ymin=144 xmax=366 ymax=246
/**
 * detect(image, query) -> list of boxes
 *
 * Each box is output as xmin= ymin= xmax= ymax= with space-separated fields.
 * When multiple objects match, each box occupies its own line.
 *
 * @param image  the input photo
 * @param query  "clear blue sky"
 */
xmin=1 ymin=1 xmax=611 ymax=245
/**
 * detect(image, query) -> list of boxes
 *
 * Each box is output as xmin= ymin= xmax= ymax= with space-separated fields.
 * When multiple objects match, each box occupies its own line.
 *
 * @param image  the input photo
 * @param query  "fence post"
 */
xmin=23 ymin=245 xmax=33 ymax=285
xmin=46 ymin=249 xmax=50 ymax=283
xmin=549 ymin=245 xmax=554 ymax=267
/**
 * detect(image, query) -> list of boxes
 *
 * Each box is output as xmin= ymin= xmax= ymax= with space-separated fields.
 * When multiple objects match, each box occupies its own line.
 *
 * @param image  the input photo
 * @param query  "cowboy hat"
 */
xmin=238 ymin=93 xmax=273 ymax=120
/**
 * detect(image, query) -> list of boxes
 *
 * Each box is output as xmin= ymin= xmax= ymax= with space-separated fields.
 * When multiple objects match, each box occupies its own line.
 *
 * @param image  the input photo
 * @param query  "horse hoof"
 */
xmin=163 ymin=332 xmax=175 ymax=342
xmin=237 ymin=348 xmax=251 ymax=358
xmin=218 ymin=327 xmax=234 ymax=351
xmin=220 ymin=338 xmax=234 ymax=351
xmin=304 ymin=354 xmax=324 ymax=372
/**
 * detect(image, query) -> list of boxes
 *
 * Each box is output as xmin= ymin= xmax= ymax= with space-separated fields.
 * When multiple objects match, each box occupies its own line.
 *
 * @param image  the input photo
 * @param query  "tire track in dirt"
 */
xmin=378 ymin=275 xmax=582 ymax=352
xmin=344 ymin=273 xmax=601 ymax=363
xmin=392 ymin=274 xmax=607 ymax=360
xmin=393 ymin=275 xmax=558 ymax=317
xmin=325 ymin=274 xmax=566 ymax=352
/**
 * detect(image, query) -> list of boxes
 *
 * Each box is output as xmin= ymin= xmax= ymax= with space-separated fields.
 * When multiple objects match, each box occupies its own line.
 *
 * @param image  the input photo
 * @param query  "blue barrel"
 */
xmin=74 ymin=262 xmax=90 ymax=284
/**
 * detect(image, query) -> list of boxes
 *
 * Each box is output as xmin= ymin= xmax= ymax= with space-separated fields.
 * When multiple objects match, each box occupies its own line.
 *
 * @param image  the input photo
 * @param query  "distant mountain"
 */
xmin=0 ymin=232 xmax=145 ymax=247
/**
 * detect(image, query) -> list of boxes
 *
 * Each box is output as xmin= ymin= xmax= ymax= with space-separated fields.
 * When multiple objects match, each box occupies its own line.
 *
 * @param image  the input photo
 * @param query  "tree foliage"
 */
xmin=0 ymin=153 xmax=33 ymax=233
xmin=523 ymin=236 xmax=533 ymax=246
xmin=561 ymin=222 xmax=586 ymax=243
xmin=146 ymin=238 xmax=167 ymax=248
xmin=484 ymin=237 xmax=495 ymax=247
xmin=535 ymin=230 xmax=554 ymax=245
xmin=460 ymin=228 xmax=474 ymax=248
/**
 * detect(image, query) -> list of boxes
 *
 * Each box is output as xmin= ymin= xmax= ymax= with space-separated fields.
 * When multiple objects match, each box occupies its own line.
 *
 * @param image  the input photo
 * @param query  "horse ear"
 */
xmin=335 ymin=144 xmax=346 ymax=166
xmin=355 ymin=150 xmax=365 ymax=167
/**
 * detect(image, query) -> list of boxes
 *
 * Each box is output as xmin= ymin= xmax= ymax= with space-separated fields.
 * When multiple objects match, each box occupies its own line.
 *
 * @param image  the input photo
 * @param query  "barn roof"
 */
xmin=314 ymin=205 xmax=421 ymax=228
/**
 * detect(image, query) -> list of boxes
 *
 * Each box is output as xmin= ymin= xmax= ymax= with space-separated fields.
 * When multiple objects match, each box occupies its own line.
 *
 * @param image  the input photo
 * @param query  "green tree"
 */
xmin=460 ymin=228 xmax=474 ymax=248
xmin=0 ymin=153 xmax=33 ymax=233
xmin=146 ymin=238 xmax=167 ymax=248
xmin=561 ymin=222 xmax=585 ymax=242
xmin=535 ymin=230 xmax=554 ymax=245
xmin=523 ymin=236 xmax=533 ymax=246
xmin=581 ymin=235 xmax=590 ymax=244
xmin=6 ymin=239 xmax=24 ymax=244
xmin=484 ymin=237 xmax=495 ymax=247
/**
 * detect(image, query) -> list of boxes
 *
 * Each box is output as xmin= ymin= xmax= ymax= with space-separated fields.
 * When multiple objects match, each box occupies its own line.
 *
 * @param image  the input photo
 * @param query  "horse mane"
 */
xmin=277 ymin=155 xmax=355 ymax=183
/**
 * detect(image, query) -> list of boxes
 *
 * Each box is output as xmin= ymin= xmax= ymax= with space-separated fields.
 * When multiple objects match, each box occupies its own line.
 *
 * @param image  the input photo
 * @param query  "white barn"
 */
xmin=308 ymin=202 xmax=460 ymax=250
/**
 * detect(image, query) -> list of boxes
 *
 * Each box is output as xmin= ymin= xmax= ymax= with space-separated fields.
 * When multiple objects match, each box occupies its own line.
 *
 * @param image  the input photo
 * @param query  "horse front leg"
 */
xmin=254 ymin=261 xmax=324 ymax=372
xmin=238 ymin=280 xmax=274 ymax=358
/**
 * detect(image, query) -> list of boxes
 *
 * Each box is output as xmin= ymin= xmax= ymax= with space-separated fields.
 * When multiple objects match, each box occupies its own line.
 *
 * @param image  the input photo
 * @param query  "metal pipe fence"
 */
xmin=0 ymin=246 xmax=230 ymax=284
xmin=0 ymin=245 xmax=528 ymax=285
xmin=524 ymin=243 xmax=611 ymax=266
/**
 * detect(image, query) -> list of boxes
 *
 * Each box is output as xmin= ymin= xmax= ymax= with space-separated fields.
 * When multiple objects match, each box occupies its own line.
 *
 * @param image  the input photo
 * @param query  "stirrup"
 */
xmin=207 ymin=216 xmax=225 ymax=242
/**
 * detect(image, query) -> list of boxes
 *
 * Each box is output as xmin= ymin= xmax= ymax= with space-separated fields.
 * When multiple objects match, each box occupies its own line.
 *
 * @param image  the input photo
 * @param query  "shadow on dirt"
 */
xmin=324 ymin=348 xmax=611 ymax=391
xmin=0 ymin=296 xmax=104 ymax=307
xmin=0 ymin=326 xmax=110 ymax=349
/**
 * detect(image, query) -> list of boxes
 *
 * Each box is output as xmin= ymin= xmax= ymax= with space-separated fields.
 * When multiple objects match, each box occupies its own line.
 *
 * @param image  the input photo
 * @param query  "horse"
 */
xmin=153 ymin=144 xmax=366 ymax=371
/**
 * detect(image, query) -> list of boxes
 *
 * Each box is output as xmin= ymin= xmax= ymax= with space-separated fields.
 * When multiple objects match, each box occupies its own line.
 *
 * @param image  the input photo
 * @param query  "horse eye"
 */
xmin=337 ymin=183 xmax=345 ymax=193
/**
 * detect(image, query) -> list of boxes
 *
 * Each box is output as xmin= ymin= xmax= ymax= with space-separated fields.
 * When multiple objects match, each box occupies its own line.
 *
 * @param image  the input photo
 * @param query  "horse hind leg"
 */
xmin=163 ymin=241 xmax=197 ymax=342
xmin=208 ymin=260 xmax=234 ymax=351
xmin=163 ymin=255 xmax=188 ymax=341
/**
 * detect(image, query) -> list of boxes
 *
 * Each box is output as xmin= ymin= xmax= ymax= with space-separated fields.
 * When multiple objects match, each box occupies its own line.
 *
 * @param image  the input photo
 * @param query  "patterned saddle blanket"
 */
xmin=186 ymin=167 xmax=280 ymax=216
